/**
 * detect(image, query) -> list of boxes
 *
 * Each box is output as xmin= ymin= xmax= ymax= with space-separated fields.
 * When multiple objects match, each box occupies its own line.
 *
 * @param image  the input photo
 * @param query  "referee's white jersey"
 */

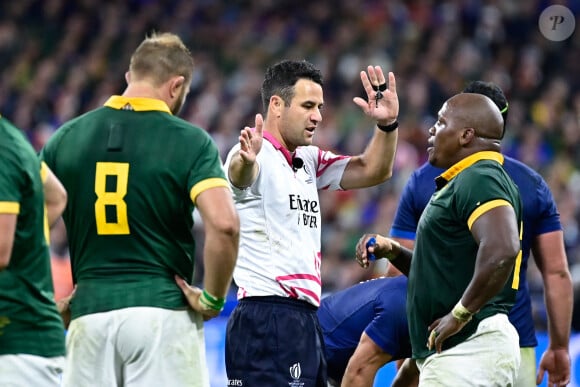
xmin=224 ymin=134 xmax=349 ymax=307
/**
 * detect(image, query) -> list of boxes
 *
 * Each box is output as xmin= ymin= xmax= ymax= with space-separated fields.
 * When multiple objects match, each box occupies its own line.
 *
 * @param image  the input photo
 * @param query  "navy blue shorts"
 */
xmin=325 ymin=347 xmax=351 ymax=383
xmin=225 ymin=296 xmax=327 ymax=386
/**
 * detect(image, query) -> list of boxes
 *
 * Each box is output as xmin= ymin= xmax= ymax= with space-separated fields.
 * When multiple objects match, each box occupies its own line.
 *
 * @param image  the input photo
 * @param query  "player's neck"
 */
xmin=122 ymin=82 xmax=164 ymax=102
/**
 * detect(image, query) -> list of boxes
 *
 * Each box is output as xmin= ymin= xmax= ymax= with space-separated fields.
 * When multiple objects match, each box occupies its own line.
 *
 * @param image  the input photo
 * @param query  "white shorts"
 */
xmin=0 ymin=354 xmax=64 ymax=386
xmin=515 ymin=347 xmax=536 ymax=387
xmin=416 ymin=314 xmax=520 ymax=386
xmin=63 ymin=306 xmax=209 ymax=387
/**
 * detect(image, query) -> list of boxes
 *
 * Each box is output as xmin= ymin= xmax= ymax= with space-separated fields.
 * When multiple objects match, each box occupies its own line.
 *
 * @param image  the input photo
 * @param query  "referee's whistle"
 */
xmin=366 ymin=237 xmax=377 ymax=261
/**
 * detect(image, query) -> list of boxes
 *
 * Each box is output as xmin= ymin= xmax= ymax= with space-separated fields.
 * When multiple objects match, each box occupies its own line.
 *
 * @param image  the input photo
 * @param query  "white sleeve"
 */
xmin=300 ymin=146 xmax=350 ymax=191
xmin=224 ymin=144 xmax=262 ymax=197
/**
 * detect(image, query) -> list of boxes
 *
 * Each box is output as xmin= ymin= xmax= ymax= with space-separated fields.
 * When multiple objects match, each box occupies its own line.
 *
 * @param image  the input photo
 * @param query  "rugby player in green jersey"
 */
xmin=356 ymin=93 xmax=523 ymax=386
xmin=41 ymin=32 xmax=239 ymax=386
xmin=0 ymin=116 xmax=68 ymax=386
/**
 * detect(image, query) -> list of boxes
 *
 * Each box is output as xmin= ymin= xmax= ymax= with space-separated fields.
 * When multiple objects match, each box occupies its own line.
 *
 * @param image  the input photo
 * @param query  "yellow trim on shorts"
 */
xmin=467 ymin=199 xmax=511 ymax=230
xmin=190 ymin=178 xmax=230 ymax=203
xmin=0 ymin=202 xmax=20 ymax=214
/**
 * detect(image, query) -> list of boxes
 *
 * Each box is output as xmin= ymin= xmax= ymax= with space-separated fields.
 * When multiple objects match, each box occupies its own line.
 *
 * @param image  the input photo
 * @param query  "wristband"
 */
xmin=385 ymin=239 xmax=401 ymax=261
xmin=452 ymin=301 xmax=473 ymax=323
xmin=377 ymin=121 xmax=398 ymax=133
xmin=199 ymin=289 xmax=226 ymax=312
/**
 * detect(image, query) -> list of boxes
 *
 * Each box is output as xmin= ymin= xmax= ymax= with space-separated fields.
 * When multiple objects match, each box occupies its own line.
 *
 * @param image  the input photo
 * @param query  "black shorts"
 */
xmin=225 ymin=296 xmax=327 ymax=386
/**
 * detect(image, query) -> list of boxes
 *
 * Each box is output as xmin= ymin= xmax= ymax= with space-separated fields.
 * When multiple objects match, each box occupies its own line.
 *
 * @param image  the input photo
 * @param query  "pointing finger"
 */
xmin=254 ymin=114 xmax=264 ymax=136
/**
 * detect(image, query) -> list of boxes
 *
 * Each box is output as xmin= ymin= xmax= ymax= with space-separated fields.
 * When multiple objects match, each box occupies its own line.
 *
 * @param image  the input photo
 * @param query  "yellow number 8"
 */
xmin=94 ymin=162 xmax=130 ymax=235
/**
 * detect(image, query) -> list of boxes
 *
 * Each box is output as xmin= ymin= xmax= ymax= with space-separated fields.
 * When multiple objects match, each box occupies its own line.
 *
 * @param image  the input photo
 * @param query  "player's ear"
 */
xmin=170 ymin=76 xmax=185 ymax=98
xmin=270 ymin=95 xmax=283 ymax=117
xmin=459 ymin=127 xmax=475 ymax=145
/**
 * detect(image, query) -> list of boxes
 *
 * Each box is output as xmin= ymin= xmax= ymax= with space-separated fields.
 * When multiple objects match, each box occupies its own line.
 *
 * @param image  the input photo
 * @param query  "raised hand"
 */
xmin=238 ymin=113 xmax=264 ymax=165
xmin=353 ymin=66 xmax=399 ymax=125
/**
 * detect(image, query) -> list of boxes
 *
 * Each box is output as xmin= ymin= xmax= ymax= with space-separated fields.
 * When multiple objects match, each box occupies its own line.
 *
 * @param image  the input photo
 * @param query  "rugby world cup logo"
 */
xmin=290 ymin=362 xmax=301 ymax=379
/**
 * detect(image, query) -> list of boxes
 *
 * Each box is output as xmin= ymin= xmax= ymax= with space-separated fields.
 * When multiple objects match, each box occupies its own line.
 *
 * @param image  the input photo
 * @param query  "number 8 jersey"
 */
xmin=40 ymin=96 xmax=229 ymax=320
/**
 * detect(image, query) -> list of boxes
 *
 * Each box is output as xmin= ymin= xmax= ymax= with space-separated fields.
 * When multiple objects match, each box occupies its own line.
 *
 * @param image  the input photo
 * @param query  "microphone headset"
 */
xmin=292 ymin=156 xmax=304 ymax=172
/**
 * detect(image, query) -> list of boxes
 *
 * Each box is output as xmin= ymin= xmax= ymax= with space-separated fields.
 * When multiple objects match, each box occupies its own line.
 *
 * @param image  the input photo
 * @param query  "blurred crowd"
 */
xmin=2 ymin=0 xmax=580 ymax=331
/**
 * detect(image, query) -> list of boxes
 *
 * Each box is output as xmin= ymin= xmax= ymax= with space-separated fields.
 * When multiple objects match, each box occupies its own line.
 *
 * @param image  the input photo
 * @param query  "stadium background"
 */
xmin=2 ymin=0 xmax=579 ymax=385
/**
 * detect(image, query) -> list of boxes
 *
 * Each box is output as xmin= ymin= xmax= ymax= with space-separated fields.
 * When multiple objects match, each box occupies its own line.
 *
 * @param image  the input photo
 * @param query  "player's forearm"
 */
xmin=361 ymin=127 xmax=398 ymax=183
xmin=46 ymin=201 xmax=66 ymax=226
xmin=533 ymin=231 xmax=573 ymax=349
xmin=43 ymin=167 xmax=67 ymax=226
xmin=0 ymin=253 xmax=10 ymax=271
xmin=460 ymin=245 xmax=516 ymax=313
xmin=195 ymin=187 xmax=239 ymax=299
xmin=544 ymin=272 xmax=573 ymax=348
xmin=387 ymin=243 xmax=412 ymax=276
xmin=392 ymin=358 xmax=419 ymax=387
xmin=203 ymin=218 xmax=240 ymax=297
xmin=228 ymin=154 xmax=257 ymax=189
xmin=0 ymin=215 xmax=16 ymax=271
xmin=0 ymin=243 xmax=11 ymax=271
xmin=202 ymin=225 xmax=239 ymax=299
xmin=341 ymin=365 xmax=379 ymax=387
xmin=342 ymin=128 xmax=397 ymax=189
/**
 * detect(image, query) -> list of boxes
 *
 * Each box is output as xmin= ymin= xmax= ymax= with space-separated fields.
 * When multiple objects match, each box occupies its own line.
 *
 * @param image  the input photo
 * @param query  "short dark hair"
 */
xmin=261 ymin=60 xmax=323 ymax=112
xmin=463 ymin=81 xmax=508 ymax=138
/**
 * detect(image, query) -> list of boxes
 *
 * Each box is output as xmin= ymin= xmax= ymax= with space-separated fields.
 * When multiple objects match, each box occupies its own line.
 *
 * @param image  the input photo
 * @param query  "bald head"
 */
xmin=446 ymin=93 xmax=504 ymax=140
xmin=427 ymin=92 xmax=505 ymax=168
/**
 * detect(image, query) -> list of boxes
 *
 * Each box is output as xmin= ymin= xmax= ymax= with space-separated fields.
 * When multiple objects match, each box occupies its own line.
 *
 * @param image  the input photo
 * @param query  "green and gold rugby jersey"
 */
xmin=0 ymin=117 xmax=65 ymax=357
xmin=41 ymin=96 xmax=228 ymax=319
xmin=408 ymin=151 xmax=522 ymax=359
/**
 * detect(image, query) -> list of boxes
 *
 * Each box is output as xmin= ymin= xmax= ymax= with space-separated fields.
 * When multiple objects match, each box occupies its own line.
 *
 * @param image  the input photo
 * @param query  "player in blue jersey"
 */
xmin=389 ymin=81 xmax=572 ymax=387
xmin=318 ymin=276 xmax=413 ymax=386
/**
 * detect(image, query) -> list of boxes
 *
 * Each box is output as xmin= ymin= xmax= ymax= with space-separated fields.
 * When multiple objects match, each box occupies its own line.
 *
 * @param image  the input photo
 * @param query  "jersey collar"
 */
xmin=435 ymin=151 xmax=504 ymax=189
xmin=263 ymin=131 xmax=295 ymax=167
xmin=103 ymin=96 xmax=172 ymax=114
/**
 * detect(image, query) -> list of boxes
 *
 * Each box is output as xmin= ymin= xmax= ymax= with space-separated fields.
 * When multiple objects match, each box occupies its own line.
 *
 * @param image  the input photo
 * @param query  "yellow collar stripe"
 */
xmin=440 ymin=151 xmax=504 ymax=182
xmin=103 ymin=96 xmax=172 ymax=114
xmin=467 ymin=199 xmax=511 ymax=230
